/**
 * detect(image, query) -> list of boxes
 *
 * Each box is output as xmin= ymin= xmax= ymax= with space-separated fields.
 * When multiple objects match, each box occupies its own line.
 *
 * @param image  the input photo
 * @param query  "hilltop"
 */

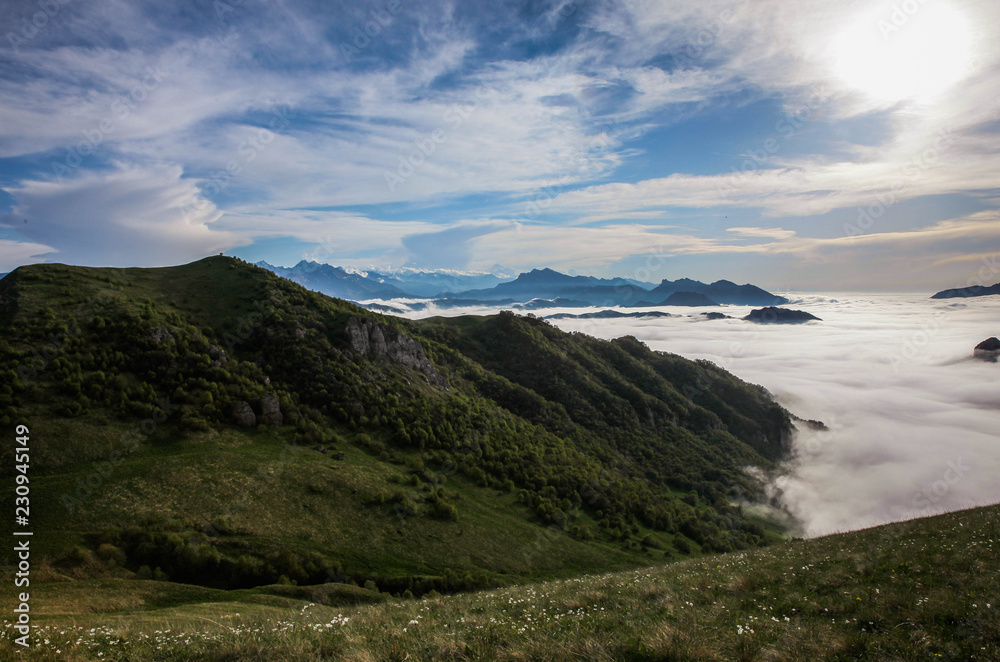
xmin=0 ymin=257 xmax=797 ymax=597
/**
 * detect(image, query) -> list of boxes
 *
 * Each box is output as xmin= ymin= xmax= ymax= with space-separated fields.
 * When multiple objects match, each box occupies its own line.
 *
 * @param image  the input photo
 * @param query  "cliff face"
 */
xmin=345 ymin=316 xmax=440 ymax=382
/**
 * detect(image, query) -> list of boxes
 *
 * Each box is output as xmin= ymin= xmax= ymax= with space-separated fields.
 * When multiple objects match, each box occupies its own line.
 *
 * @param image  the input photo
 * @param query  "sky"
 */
xmin=1 ymin=0 xmax=999 ymax=290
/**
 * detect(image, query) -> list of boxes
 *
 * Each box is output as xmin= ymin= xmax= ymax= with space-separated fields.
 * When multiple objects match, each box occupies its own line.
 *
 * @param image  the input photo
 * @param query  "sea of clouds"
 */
xmin=401 ymin=293 xmax=1000 ymax=537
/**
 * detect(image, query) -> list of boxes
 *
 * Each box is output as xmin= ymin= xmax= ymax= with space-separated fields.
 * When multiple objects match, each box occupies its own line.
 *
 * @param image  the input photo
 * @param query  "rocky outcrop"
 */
xmin=148 ymin=327 xmax=175 ymax=344
xmin=743 ymin=307 xmax=821 ymax=324
xmin=231 ymin=400 xmax=256 ymax=427
xmin=345 ymin=317 xmax=440 ymax=381
xmin=207 ymin=344 xmax=228 ymax=368
xmin=260 ymin=393 xmax=283 ymax=425
xmin=974 ymin=337 xmax=1000 ymax=362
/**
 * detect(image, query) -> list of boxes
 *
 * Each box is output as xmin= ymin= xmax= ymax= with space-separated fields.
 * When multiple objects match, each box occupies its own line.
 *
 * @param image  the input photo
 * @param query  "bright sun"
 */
xmin=829 ymin=1 xmax=973 ymax=103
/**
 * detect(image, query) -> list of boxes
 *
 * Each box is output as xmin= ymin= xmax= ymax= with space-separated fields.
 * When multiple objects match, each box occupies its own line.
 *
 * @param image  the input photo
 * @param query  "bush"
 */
xmin=96 ymin=543 xmax=127 ymax=566
xmin=429 ymin=500 xmax=458 ymax=521
xmin=67 ymin=546 xmax=93 ymax=566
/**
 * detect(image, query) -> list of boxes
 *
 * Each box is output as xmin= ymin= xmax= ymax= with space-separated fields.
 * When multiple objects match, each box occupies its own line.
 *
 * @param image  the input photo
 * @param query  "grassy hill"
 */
xmin=0 ymin=257 xmax=794 ymax=596
xmin=1 ymin=504 xmax=997 ymax=660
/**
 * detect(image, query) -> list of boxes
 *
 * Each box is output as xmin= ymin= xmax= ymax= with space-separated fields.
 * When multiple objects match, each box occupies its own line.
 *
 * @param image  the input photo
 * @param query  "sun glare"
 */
xmin=830 ymin=1 xmax=973 ymax=103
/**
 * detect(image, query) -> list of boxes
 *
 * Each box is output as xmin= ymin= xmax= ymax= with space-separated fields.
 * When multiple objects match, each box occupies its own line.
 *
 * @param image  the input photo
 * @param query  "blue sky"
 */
xmin=0 ymin=0 xmax=998 ymax=290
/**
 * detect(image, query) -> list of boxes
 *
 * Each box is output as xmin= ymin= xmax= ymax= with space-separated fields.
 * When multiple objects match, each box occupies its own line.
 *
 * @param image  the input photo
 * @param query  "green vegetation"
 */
xmin=1 ymin=505 xmax=997 ymax=660
xmin=0 ymin=256 xmax=792 ymax=595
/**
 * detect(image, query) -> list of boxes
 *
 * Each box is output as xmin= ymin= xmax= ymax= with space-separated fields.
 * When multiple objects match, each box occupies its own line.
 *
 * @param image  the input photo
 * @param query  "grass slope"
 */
xmin=1 ymin=504 xmax=997 ymax=661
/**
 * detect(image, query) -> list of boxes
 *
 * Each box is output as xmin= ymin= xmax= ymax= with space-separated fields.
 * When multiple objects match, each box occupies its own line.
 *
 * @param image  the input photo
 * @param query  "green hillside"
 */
xmin=0 ymin=257 xmax=795 ymax=595
xmin=1 ymin=504 xmax=997 ymax=661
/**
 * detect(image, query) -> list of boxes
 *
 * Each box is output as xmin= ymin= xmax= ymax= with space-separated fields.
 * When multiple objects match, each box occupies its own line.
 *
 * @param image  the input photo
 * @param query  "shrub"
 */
xmin=96 ymin=543 xmax=127 ymax=566
xmin=429 ymin=500 xmax=458 ymax=521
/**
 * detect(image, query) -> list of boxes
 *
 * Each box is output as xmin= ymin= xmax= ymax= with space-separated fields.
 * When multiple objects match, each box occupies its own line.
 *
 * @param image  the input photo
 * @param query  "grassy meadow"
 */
xmin=2 ymin=504 xmax=997 ymax=661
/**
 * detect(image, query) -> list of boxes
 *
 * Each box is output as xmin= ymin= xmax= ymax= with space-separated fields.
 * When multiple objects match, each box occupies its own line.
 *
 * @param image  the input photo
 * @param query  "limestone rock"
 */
xmin=148 ymin=327 xmax=174 ymax=344
xmin=344 ymin=317 xmax=441 ymax=382
xmin=231 ymin=400 xmax=256 ymax=427
xmin=207 ymin=344 xmax=228 ymax=368
xmin=260 ymin=393 xmax=283 ymax=425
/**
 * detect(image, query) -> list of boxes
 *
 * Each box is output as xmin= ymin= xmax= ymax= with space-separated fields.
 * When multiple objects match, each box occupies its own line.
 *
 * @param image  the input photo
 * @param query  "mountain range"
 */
xmin=365 ymin=265 xmax=517 ymax=297
xmin=255 ymin=261 xmax=788 ymax=308
xmin=255 ymin=260 xmax=412 ymax=300
xmin=440 ymin=268 xmax=787 ymax=307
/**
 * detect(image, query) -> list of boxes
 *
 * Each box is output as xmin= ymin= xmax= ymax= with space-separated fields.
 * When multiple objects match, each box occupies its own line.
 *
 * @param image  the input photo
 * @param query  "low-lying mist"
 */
xmin=405 ymin=294 xmax=1000 ymax=537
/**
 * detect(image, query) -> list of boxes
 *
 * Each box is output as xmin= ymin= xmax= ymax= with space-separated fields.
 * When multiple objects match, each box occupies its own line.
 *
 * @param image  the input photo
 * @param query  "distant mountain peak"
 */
xmin=649 ymin=278 xmax=787 ymax=306
xmin=931 ymin=282 xmax=1000 ymax=299
xmin=519 ymin=267 xmax=567 ymax=280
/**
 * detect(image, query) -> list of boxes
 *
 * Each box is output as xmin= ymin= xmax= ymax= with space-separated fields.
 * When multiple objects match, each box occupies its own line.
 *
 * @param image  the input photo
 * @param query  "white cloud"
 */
xmin=0 ymin=164 xmax=242 ymax=267
xmin=543 ymin=133 xmax=996 ymax=219
xmin=0 ymin=239 xmax=55 ymax=272
xmin=531 ymin=293 xmax=1000 ymax=536
xmin=726 ymin=226 xmax=797 ymax=240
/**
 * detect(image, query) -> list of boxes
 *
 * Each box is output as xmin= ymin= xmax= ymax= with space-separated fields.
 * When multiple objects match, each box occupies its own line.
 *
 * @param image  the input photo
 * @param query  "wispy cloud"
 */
xmin=0 ymin=0 xmax=997 ymax=284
